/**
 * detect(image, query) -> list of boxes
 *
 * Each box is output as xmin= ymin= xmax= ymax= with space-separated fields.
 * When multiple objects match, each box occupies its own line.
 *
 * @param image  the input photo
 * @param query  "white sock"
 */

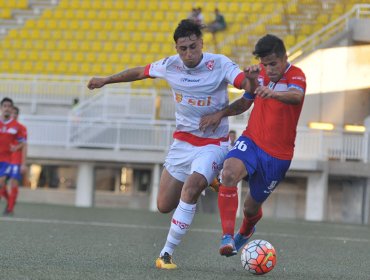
xmin=160 ymin=199 xmax=196 ymax=256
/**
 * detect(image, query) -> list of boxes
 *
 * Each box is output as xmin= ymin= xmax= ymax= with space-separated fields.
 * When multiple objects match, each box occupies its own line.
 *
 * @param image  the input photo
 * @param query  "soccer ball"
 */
xmin=241 ymin=239 xmax=277 ymax=275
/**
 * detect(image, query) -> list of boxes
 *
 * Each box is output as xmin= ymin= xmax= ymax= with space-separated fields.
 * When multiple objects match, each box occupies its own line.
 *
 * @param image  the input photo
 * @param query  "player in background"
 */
xmin=228 ymin=129 xmax=237 ymax=149
xmin=87 ymin=19 xmax=257 ymax=269
xmin=0 ymin=98 xmax=26 ymax=216
xmin=199 ymin=34 xmax=306 ymax=256
xmin=5 ymin=106 xmax=28 ymax=215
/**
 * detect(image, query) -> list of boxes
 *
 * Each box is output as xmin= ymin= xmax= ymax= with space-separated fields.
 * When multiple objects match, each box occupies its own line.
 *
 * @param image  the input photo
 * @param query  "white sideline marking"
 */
xmin=1 ymin=217 xmax=369 ymax=244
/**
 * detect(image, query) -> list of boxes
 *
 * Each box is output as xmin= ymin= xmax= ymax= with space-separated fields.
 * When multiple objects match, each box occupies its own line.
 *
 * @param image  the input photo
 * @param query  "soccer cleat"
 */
xmin=3 ymin=208 xmax=14 ymax=216
xmin=209 ymin=177 xmax=221 ymax=192
xmin=234 ymin=226 xmax=256 ymax=252
xmin=155 ymin=252 xmax=177 ymax=269
xmin=219 ymin=234 xmax=237 ymax=257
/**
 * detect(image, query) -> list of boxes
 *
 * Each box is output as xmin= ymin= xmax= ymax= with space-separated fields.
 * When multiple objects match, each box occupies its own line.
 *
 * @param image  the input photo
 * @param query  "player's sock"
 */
xmin=218 ymin=185 xmax=238 ymax=235
xmin=160 ymin=199 xmax=196 ymax=257
xmin=239 ymin=207 xmax=263 ymax=236
xmin=7 ymin=187 xmax=18 ymax=212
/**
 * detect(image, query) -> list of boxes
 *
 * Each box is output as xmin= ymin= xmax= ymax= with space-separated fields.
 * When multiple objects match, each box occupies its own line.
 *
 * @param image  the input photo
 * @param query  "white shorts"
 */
xmin=164 ymin=140 xmax=229 ymax=184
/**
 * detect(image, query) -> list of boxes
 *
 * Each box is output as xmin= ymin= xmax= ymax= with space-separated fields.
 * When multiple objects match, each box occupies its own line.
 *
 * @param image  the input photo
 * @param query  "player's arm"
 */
xmin=10 ymin=142 xmax=25 ymax=152
xmin=199 ymin=96 xmax=254 ymax=132
xmin=21 ymin=142 xmax=27 ymax=173
xmin=87 ymin=66 xmax=147 ymax=90
xmin=240 ymin=65 xmax=260 ymax=94
xmin=255 ymin=86 xmax=304 ymax=105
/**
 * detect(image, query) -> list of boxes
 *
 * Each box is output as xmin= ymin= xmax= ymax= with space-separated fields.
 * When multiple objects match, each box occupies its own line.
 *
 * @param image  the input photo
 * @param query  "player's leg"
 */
xmin=4 ymin=164 xmax=21 ymax=215
xmin=155 ymin=168 xmax=184 ymax=269
xmin=234 ymin=191 xmax=261 ymax=251
xmin=157 ymin=168 xmax=183 ymax=213
xmin=156 ymin=143 xmax=226 ymax=269
xmin=0 ymin=163 xmax=10 ymax=201
xmin=159 ymin=146 xmax=223 ymax=259
xmin=235 ymin=147 xmax=291 ymax=252
xmin=0 ymin=176 xmax=8 ymax=201
xmin=218 ymin=157 xmax=247 ymax=256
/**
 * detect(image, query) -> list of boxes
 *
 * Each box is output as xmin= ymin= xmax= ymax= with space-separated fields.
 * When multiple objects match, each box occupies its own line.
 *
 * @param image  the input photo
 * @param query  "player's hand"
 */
xmin=254 ymin=86 xmax=274 ymax=99
xmin=244 ymin=64 xmax=260 ymax=79
xmin=199 ymin=111 xmax=223 ymax=132
xmin=10 ymin=145 xmax=17 ymax=152
xmin=21 ymin=164 xmax=28 ymax=174
xmin=87 ymin=77 xmax=107 ymax=90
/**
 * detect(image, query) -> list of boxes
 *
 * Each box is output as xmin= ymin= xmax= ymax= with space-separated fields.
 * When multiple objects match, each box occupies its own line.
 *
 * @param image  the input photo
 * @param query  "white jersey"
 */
xmin=144 ymin=52 xmax=244 ymax=146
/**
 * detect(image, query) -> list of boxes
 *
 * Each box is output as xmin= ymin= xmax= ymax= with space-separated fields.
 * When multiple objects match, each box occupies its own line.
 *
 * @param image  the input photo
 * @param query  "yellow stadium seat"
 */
xmin=136 ymin=21 xmax=147 ymax=32
xmin=23 ymin=61 xmax=33 ymax=72
xmin=74 ymin=52 xmax=85 ymax=62
xmin=137 ymin=42 xmax=149 ymax=53
xmin=80 ymin=63 xmax=90 ymax=74
xmin=97 ymin=53 xmax=108 ymax=63
xmin=56 ymin=62 xmax=68 ymax=74
xmin=45 ymin=62 xmax=56 ymax=73
xmin=69 ymin=62 xmax=80 ymax=74
xmin=103 ymin=42 xmax=114 ymax=52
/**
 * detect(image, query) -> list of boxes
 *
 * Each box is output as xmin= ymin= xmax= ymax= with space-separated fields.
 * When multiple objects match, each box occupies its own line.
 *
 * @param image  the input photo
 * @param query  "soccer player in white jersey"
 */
xmin=87 ymin=19 xmax=257 ymax=269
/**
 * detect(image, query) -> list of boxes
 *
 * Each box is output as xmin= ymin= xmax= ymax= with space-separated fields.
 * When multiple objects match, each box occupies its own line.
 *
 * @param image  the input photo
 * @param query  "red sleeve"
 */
xmin=233 ymin=72 xmax=245 ymax=89
xmin=287 ymin=67 xmax=306 ymax=92
xmin=144 ymin=64 xmax=153 ymax=78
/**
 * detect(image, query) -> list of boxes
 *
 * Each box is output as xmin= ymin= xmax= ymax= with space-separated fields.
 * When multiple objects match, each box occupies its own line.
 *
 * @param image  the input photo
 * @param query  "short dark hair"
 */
xmin=173 ymin=19 xmax=202 ymax=43
xmin=1 ymin=97 xmax=13 ymax=106
xmin=253 ymin=34 xmax=286 ymax=59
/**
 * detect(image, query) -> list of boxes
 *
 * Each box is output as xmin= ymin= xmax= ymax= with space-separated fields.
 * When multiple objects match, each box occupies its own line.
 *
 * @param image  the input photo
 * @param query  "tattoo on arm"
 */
xmin=225 ymin=99 xmax=249 ymax=116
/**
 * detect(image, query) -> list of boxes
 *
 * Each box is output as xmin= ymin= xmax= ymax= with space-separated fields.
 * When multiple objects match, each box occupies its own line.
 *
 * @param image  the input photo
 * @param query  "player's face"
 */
xmin=0 ymin=101 xmax=13 ymax=119
xmin=176 ymin=34 xmax=203 ymax=68
xmin=260 ymin=53 xmax=288 ymax=83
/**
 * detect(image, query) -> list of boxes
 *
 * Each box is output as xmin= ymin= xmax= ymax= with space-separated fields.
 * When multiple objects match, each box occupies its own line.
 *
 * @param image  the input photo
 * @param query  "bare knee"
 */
xmin=243 ymin=205 xmax=259 ymax=217
xmin=157 ymin=198 xmax=177 ymax=213
xmin=243 ymin=197 xmax=261 ymax=217
xmin=221 ymin=168 xmax=238 ymax=186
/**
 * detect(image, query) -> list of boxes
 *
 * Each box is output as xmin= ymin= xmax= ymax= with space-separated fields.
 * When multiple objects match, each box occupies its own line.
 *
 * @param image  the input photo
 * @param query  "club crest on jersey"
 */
xmin=212 ymin=161 xmax=222 ymax=171
xmin=205 ymin=60 xmax=215 ymax=71
xmin=175 ymin=92 xmax=183 ymax=103
xmin=258 ymin=77 xmax=264 ymax=86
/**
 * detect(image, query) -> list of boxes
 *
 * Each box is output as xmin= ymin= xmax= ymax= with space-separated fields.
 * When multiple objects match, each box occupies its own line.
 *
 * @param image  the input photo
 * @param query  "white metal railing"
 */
xmin=288 ymin=4 xmax=370 ymax=61
xmin=20 ymin=115 xmax=369 ymax=163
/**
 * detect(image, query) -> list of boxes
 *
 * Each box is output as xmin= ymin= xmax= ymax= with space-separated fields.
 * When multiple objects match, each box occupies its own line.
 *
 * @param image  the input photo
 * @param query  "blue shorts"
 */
xmin=9 ymin=164 xmax=22 ymax=181
xmin=0 ymin=162 xmax=11 ymax=178
xmin=225 ymin=136 xmax=291 ymax=203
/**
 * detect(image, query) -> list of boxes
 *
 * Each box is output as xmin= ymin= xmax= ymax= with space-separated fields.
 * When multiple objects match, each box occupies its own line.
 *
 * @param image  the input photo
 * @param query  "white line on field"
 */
xmin=1 ymin=216 xmax=369 ymax=243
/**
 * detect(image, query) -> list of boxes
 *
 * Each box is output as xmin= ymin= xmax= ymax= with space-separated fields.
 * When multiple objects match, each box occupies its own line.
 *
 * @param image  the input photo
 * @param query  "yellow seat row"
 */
xmin=1 ymin=39 xmax=175 ymax=55
xmin=0 ymin=0 xmax=28 ymax=9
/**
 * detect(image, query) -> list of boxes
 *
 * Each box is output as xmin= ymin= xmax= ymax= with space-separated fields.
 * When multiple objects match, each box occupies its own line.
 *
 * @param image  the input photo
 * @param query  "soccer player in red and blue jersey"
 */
xmin=200 ymin=34 xmax=306 ymax=256
xmin=0 ymin=97 xmax=26 ymax=215
xmin=6 ymin=106 xmax=28 ymax=215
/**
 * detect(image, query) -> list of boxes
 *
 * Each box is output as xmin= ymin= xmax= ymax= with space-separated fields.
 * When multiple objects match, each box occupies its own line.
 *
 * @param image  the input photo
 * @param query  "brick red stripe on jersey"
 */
xmin=173 ymin=131 xmax=228 ymax=146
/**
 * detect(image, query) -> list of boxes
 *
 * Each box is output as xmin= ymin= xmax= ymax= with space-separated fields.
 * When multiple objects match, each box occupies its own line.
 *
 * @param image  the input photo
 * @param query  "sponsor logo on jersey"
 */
xmin=180 ymin=78 xmax=201 ymax=83
xmin=205 ymin=60 xmax=215 ymax=70
xmin=292 ymin=75 xmax=305 ymax=82
xmin=175 ymin=93 xmax=183 ymax=103
xmin=186 ymin=96 xmax=211 ymax=107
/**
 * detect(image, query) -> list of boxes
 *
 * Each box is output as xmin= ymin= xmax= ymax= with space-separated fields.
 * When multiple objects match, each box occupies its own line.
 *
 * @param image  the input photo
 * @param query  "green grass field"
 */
xmin=1 ymin=202 xmax=370 ymax=280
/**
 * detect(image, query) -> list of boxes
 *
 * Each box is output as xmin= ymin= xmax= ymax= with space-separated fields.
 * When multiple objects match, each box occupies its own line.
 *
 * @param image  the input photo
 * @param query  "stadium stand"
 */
xmin=0 ymin=0 xmax=365 ymax=86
